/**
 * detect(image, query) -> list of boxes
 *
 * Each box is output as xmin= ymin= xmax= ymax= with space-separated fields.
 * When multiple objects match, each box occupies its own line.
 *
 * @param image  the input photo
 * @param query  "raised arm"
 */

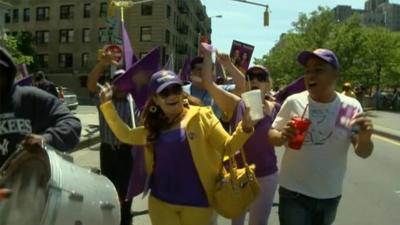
xmin=203 ymin=107 xmax=254 ymax=156
xmin=200 ymin=45 xmax=241 ymax=121
xmin=99 ymin=84 xmax=147 ymax=146
xmin=87 ymin=50 xmax=117 ymax=94
xmin=100 ymin=101 xmax=147 ymax=146
xmin=216 ymin=52 xmax=247 ymax=96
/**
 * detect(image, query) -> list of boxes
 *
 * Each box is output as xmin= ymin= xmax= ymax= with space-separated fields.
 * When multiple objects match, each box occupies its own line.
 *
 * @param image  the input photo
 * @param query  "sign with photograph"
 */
xmin=229 ymin=40 xmax=255 ymax=73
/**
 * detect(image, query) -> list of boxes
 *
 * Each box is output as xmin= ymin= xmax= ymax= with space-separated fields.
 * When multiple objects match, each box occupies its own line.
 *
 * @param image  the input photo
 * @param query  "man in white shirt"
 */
xmin=268 ymin=48 xmax=374 ymax=225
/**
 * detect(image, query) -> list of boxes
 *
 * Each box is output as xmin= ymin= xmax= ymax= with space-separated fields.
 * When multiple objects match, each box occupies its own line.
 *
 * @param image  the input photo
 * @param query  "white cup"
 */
xmin=241 ymin=89 xmax=264 ymax=121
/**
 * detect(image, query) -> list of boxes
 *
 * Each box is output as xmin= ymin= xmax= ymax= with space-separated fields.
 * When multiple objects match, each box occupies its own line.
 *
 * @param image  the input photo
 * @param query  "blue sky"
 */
xmin=201 ymin=0 xmax=400 ymax=65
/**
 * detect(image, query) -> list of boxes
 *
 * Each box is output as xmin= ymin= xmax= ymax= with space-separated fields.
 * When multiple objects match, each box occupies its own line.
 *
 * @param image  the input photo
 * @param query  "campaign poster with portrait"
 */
xmin=229 ymin=40 xmax=255 ymax=73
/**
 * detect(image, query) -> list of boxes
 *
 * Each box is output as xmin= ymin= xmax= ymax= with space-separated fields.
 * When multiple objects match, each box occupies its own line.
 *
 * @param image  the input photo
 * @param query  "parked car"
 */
xmin=57 ymin=87 xmax=78 ymax=110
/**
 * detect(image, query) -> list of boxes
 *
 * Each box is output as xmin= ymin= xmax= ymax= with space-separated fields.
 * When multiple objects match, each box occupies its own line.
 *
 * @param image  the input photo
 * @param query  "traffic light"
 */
xmin=264 ymin=7 xmax=269 ymax=26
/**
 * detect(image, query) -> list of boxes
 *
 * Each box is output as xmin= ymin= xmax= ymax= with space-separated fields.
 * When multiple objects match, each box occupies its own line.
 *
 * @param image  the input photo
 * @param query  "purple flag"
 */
xmin=113 ymin=47 xmax=161 ymax=111
xmin=121 ymin=21 xmax=138 ymax=70
xmin=274 ymin=76 xmax=306 ymax=104
xmin=126 ymin=146 xmax=146 ymax=199
xmin=180 ymin=57 xmax=191 ymax=83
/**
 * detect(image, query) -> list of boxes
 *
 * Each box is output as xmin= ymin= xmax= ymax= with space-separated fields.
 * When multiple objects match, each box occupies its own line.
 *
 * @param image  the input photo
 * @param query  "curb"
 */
xmin=73 ymin=134 xmax=101 ymax=152
xmin=373 ymin=128 xmax=400 ymax=142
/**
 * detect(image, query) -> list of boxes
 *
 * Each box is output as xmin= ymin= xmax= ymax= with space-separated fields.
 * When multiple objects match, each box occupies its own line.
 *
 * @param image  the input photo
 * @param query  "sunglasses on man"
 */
xmin=158 ymin=84 xmax=183 ymax=98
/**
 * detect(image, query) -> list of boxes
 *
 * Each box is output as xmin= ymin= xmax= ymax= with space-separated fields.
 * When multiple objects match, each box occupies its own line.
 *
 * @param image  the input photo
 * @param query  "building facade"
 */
xmin=3 ymin=0 xmax=211 ymax=103
xmin=333 ymin=0 xmax=400 ymax=31
xmin=0 ymin=1 xmax=11 ymax=39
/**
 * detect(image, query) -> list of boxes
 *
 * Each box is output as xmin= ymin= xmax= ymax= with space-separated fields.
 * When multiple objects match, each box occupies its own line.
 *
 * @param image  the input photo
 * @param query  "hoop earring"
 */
xmin=183 ymin=98 xmax=189 ymax=105
xmin=149 ymin=105 xmax=158 ymax=113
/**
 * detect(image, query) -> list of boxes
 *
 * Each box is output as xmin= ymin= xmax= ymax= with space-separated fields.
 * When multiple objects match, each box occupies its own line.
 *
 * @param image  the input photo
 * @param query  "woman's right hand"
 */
xmin=241 ymin=106 xmax=255 ymax=133
xmin=99 ymin=83 xmax=113 ymax=104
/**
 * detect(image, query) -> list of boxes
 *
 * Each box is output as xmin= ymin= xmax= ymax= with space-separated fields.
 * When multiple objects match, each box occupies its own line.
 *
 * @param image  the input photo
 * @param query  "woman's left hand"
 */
xmin=99 ymin=83 xmax=113 ymax=104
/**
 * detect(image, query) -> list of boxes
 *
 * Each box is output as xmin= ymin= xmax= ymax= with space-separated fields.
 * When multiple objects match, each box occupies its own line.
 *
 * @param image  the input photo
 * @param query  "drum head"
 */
xmin=0 ymin=150 xmax=50 ymax=225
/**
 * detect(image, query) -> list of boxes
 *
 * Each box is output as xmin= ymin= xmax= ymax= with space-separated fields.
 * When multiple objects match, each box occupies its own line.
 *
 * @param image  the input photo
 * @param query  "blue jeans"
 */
xmin=278 ymin=187 xmax=341 ymax=225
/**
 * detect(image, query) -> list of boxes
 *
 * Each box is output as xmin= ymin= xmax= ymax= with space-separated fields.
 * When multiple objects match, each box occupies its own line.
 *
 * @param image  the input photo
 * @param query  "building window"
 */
xmin=83 ymin=3 xmax=91 ymax=18
xmin=82 ymin=28 xmax=90 ymax=43
xmin=166 ymin=5 xmax=171 ymax=19
xmin=98 ymin=27 xmax=109 ymax=43
xmin=141 ymin=3 xmax=153 ymax=16
xmin=5 ymin=11 xmax=10 ymax=23
xmin=60 ymin=5 xmax=74 ymax=19
xmin=12 ymin=9 xmax=19 ymax=23
xmin=37 ymin=7 xmax=50 ymax=21
xmin=59 ymin=54 xmax=73 ymax=68
xmin=36 ymin=31 xmax=49 ymax=44
xmin=140 ymin=26 xmax=152 ymax=42
xmin=165 ymin=29 xmax=170 ymax=44
xmin=37 ymin=54 xmax=49 ymax=68
xmin=23 ymin=8 xmax=30 ymax=22
xmin=59 ymin=29 xmax=74 ymax=43
xmin=81 ymin=53 xmax=89 ymax=67
xmin=99 ymin=2 xmax=107 ymax=17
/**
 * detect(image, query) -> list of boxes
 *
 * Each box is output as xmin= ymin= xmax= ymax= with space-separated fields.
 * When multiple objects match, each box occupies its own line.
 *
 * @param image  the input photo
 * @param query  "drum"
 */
xmin=0 ymin=145 xmax=120 ymax=225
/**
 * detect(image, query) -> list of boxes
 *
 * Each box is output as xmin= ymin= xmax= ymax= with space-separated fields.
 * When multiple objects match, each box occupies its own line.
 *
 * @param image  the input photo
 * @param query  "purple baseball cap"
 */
xmin=149 ymin=70 xmax=183 ymax=94
xmin=298 ymin=48 xmax=340 ymax=70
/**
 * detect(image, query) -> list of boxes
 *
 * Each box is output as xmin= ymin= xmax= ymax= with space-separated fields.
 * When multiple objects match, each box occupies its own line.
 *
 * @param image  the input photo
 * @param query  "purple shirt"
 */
xmin=150 ymin=128 xmax=209 ymax=207
xmin=231 ymin=101 xmax=279 ymax=177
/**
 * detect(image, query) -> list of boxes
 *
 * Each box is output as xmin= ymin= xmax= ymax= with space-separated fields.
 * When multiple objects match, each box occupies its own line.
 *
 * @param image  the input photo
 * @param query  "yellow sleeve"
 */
xmin=202 ymin=108 xmax=253 ymax=156
xmin=100 ymin=101 xmax=147 ymax=146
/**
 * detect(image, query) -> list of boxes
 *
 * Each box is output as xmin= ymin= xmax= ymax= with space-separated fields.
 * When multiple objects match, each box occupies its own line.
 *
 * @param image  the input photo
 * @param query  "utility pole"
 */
xmin=230 ymin=0 xmax=269 ymax=26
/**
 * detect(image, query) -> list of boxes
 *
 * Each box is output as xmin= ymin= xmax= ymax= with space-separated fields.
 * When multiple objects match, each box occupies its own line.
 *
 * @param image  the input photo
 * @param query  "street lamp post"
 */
xmin=229 ymin=0 xmax=269 ymax=26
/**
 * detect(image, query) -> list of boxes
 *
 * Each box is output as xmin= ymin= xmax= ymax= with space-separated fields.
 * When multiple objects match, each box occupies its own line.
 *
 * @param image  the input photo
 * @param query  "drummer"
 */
xmin=0 ymin=47 xmax=81 ymax=167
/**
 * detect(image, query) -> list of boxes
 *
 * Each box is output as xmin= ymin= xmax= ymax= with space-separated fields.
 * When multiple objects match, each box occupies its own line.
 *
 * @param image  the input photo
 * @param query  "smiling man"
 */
xmin=268 ymin=48 xmax=374 ymax=225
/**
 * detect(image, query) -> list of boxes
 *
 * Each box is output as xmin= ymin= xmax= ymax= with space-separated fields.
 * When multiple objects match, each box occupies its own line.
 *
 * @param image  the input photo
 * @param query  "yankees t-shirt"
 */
xmin=272 ymin=91 xmax=362 ymax=199
xmin=0 ymin=112 xmax=32 ymax=165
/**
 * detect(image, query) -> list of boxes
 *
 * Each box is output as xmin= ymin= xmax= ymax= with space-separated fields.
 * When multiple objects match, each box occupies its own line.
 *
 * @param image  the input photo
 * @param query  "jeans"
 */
xmin=278 ymin=187 xmax=341 ymax=225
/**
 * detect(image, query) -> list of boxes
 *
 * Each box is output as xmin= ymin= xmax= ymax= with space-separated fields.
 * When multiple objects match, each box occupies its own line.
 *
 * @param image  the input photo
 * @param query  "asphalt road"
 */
xmin=70 ymin=135 xmax=400 ymax=225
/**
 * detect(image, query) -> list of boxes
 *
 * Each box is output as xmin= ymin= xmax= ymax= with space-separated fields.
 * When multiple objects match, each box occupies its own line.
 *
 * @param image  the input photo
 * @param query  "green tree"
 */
xmin=0 ymin=33 xmax=37 ymax=70
xmin=256 ymin=6 xmax=400 ymax=91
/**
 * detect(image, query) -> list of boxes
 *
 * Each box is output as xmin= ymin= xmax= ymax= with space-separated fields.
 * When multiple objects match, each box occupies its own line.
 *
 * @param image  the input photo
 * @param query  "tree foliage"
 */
xmin=0 ymin=32 xmax=37 ymax=70
xmin=255 ymin=7 xmax=400 ymax=90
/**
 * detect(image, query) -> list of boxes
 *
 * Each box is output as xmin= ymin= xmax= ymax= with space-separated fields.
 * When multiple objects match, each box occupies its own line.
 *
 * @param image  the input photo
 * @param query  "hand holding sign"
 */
xmin=101 ymin=44 xmax=123 ymax=65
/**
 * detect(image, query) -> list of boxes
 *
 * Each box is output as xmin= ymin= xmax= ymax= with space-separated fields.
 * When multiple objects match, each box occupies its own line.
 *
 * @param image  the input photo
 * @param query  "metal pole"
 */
xmin=230 ymin=0 xmax=268 ymax=8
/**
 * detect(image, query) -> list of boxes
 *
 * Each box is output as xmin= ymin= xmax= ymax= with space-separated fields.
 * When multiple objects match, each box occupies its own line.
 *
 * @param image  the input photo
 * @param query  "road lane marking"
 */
xmin=372 ymin=134 xmax=400 ymax=147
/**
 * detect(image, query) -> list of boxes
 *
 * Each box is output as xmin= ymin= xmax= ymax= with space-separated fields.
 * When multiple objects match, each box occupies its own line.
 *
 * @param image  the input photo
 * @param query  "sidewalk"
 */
xmin=72 ymin=107 xmax=101 ymax=151
xmin=366 ymin=110 xmax=400 ymax=141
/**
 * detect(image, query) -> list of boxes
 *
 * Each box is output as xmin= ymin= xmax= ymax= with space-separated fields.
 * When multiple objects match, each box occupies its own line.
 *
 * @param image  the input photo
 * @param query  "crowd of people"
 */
xmin=0 ymin=43 xmax=375 ymax=225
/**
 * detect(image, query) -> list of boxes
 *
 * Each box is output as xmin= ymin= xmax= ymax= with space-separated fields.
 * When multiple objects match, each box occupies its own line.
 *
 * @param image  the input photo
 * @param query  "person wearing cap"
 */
xmin=182 ymin=54 xmax=246 ymax=120
xmin=268 ymin=48 xmax=374 ymax=225
xmin=342 ymin=82 xmax=356 ymax=98
xmin=98 ymin=70 xmax=255 ymax=225
xmin=200 ymin=43 xmax=280 ymax=225
xmin=87 ymin=50 xmax=134 ymax=225
xmin=0 ymin=47 xmax=81 ymax=167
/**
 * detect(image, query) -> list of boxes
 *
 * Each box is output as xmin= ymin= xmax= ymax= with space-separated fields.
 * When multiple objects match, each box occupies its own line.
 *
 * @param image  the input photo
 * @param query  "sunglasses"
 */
xmin=158 ymin=84 xmax=183 ymax=98
xmin=246 ymin=73 xmax=268 ymax=82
